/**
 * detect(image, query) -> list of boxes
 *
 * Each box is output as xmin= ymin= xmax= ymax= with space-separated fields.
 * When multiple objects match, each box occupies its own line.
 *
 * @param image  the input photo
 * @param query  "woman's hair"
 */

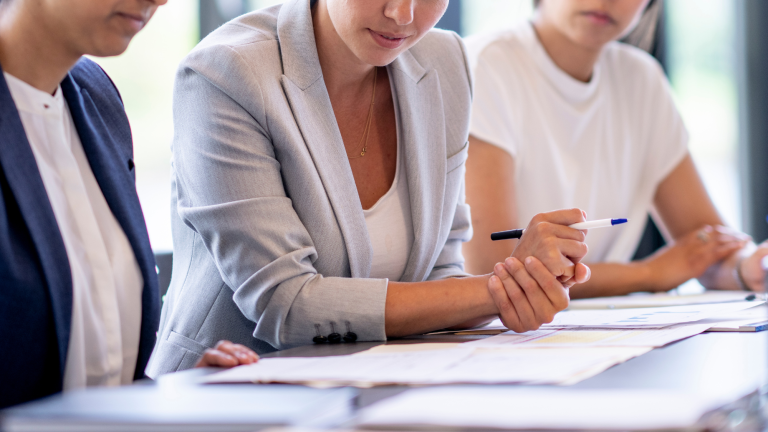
xmin=621 ymin=0 xmax=663 ymax=53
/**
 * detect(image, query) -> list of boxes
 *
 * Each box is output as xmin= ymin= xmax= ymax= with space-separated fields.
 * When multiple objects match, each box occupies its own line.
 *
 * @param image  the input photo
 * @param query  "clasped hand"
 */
xmin=486 ymin=209 xmax=591 ymax=333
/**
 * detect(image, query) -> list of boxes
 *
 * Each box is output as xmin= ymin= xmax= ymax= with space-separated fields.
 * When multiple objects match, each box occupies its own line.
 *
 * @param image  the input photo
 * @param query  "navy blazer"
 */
xmin=0 ymin=58 xmax=160 ymax=408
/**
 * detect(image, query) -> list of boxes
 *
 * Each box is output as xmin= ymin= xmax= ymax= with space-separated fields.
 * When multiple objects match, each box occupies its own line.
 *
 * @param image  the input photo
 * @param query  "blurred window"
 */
xmin=665 ymin=0 xmax=740 ymax=229
xmin=91 ymin=1 xmax=199 ymax=251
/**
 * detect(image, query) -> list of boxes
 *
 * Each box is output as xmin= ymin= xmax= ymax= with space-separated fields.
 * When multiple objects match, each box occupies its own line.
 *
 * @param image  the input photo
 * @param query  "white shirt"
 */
xmin=466 ymin=23 xmax=689 ymax=262
xmin=4 ymin=72 xmax=144 ymax=390
xmin=363 ymin=88 xmax=414 ymax=281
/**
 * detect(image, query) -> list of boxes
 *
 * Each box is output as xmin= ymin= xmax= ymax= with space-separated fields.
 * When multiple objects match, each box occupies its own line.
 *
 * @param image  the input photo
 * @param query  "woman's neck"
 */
xmin=312 ymin=0 xmax=376 ymax=98
xmin=531 ymin=13 xmax=602 ymax=83
xmin=0 ymin=2 xmax=81 ymax=94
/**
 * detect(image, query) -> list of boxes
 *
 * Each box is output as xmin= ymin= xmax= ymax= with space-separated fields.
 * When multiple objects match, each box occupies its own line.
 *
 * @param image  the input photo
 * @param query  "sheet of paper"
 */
xmin=356 ymin=387 xmax=729 ymax=431
xmin=540 ymin=301 xmax=764 ymax=329
xmin=569 ymin=291 xmax=763 ymax=310
xmin=698 ymin=304 xmax=768 ymax=331
xmin=200 ymin=349 xmax=473 ymax=387
xmin=464 ymin=323 xmax=711 ymax=348
xmin=430 ymin=347 xmax=650 ymax=385
xmin=201 ymin=345 xmax=648 ymax=387
xmin=429 ymin=300 xmax=768 ymax=335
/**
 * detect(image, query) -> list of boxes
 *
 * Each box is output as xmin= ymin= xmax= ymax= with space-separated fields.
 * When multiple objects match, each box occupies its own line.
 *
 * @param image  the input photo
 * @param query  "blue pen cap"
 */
xmin=611 ymin=218 xmax=628 ymax=226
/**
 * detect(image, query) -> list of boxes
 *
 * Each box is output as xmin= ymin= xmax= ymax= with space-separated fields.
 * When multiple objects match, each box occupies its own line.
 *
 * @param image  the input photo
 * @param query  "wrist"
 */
xmin=478 ymin=273 xmax=502 ymax=316
xmin=636 ymin=258 xmax=664 ymax=293
xmin=734 ymin=257 xmax=750 ymax=291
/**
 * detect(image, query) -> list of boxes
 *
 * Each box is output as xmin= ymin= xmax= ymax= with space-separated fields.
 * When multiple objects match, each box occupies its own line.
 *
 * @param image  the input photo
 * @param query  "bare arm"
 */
xmin=386 ymin=207 xmax=591 ymax=336
xmin=385 ymin=275 xmax=496 ymax=336
xmin=463 ymin=136 xmax=520 ymax=275
xmin=653 ymin=153 xmax=765 ymax=291
xmin=573 ymin=154 xmax=752 ymax=297
xmin=463 ymin=138 xmax=750 ymax=299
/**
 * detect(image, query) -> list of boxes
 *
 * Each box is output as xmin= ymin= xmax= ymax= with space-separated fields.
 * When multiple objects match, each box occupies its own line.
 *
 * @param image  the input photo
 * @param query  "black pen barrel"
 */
xmin=490 ymin=229 xmax=524 ymax=241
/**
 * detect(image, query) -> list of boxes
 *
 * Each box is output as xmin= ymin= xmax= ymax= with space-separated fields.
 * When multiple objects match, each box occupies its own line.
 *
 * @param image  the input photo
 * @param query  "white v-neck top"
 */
xmin=4 ymin=72 xmax=143 ymax=390
xmin=363 ymin=87 xmax=414 ymax=281
xmin=467 ymin=23 xmax=689 ymax=262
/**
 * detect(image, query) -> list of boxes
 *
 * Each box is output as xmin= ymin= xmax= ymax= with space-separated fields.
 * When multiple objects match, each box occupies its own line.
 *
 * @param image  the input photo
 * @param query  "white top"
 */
xmin=363 ymin=88 xmax=414 ymax=281
xmin=466 ymin=23 xmax=689 ymax=262
xmin=5 ymin=72 xmax=144 ymax=390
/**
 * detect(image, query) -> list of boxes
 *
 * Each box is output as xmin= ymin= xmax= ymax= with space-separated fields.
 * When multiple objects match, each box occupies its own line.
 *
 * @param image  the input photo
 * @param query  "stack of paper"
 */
xmin=464 ymin=323 xmax=713 ymax=349
xmin=540 ymin=301 xmax=763 ymax=329
xmin=430 ymin=300 xmax=765 ymax=335
xmin=201 ymin=344 xmax=649 ymax=387
xmin=568 ymin=291 xmax=762 ymax=310
xmin=355 ymin=387 xmax=731 ymax=431
xmin=200 ymin=300 xmax=764 ymax=389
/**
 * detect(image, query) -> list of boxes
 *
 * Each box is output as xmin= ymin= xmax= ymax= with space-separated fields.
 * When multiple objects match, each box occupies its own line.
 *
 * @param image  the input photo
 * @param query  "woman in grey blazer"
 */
xmin=147 ymin=0 xmax=590 ymax=376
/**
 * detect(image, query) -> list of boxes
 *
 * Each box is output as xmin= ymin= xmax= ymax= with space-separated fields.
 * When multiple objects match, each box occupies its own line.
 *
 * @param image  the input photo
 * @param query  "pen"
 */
xmin=490 ymin=218 xmax=629 ymax=241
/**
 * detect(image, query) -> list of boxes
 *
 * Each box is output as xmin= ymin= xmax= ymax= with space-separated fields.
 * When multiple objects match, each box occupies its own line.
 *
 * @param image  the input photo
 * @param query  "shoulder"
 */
xmin=183 ymin=6 xmax=281 ymax=76
xmin=67 ymin=57 xmax=133 ymax=151
xmin=464 ymin=27 xmax=519 ymax=65
xmin=464 ymin=25 xmax=530 ymax=72
xmin=69 ymin=57 xmax=124 ymax=108
xmin=601 ymin=42 xmax=668 ymax=90
xmin=176 ymin=6 xmax=282 ymax=119
xmin=408 ymin=29 xmax=467 ymax=71
xmin=406 ymin=28 xmax=473 ymax=97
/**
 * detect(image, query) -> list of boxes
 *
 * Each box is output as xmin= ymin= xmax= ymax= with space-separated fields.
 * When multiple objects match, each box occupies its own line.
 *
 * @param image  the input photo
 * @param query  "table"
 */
xmin=2 ymin=332 xmax=766 ymax=431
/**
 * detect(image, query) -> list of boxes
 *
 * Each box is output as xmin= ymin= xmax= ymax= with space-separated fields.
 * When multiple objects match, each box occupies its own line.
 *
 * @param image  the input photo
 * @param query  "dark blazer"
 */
xmin=0 ymin=58 xmax=160 ymax=408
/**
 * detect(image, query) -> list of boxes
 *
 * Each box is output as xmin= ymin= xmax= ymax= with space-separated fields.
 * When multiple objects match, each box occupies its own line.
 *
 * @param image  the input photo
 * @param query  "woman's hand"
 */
xmin=739 ymin=239 xmax=768 ymax=291
xmin=195 ymin=340 xmax=259 ymax=368
xmin=645 ymin=225 xmax=748 ymax=291
xmin=486 ymin=256 xmax=590 ymax=333
xmin=510 ymin=209 xmax=589 ymax=285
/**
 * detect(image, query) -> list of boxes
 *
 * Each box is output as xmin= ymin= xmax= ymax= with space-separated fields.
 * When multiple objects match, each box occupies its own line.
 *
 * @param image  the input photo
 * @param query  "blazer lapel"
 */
xmin=277 ymin=0 xmax=372 ymax=278
xmin=389 ymin=52 xmax=447 ymax=282
xmin=60 ymin=73 xmax=159 ymax=379
xmin=0 ymin=70 xmax=73 ymax=377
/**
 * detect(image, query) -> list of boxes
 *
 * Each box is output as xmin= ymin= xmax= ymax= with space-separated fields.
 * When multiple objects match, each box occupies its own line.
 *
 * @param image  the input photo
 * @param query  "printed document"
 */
xmin=201 ymin=345 xmax=648 ymax=387
xmin=540 ymin=301 xmax=764 ymax=329
xmin=465 ymin=323 xmax=711 ymax=348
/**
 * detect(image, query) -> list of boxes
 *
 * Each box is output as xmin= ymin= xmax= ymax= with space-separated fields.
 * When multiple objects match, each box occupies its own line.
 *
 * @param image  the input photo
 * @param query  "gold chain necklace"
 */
xmin=348 ymin=67 xmax=377 ymax=159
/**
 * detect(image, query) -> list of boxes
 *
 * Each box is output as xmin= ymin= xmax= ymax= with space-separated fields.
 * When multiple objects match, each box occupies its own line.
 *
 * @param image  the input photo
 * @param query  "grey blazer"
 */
xmin=146 ymin=0 xmax=474 ymax=377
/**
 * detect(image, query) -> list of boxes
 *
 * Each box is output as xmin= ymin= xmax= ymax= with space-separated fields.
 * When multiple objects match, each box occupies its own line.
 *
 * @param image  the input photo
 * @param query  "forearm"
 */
xmin=568 ymin=262 xmax=655 ymax=299
xmin=385 ymin=275 xmax=497 ymax=337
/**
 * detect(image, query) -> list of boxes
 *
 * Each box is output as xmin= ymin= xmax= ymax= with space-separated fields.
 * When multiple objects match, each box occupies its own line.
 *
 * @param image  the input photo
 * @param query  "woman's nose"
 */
xmin=384 ymin=0 xmax=415 ymax=26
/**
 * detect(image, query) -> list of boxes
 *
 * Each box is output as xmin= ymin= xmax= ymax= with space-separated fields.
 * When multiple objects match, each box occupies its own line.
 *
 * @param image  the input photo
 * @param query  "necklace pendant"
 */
xmin=360 ymin=151 xmax=366 ymax=157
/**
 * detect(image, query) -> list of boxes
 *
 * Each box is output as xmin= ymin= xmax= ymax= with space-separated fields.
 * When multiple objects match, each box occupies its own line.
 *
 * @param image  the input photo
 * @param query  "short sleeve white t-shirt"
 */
xmin=466 ymin=22 xmax=689 ymax=263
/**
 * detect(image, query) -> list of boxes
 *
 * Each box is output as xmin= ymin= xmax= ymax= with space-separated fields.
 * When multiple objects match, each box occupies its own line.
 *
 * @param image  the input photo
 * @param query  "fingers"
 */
xmin=527 ymin=221 xmax=587 ymax=243
xmin=521 ymin=257 xmax=570 ymax=313
xmin=494 ymin=263 xmax=539 ymax=331
xmin=503 ymin=257 xmax=560 ymax=325
xmin=530 ymin=208 xmax=586 ymax=227
xmin=574 ymin=262 xmax=592 ymax=284
xmin=195 ymin=349 xmax=238 ymax=368
xmin=195 ymin=340 xmax=259 ymax=368
xmin=214 ymin=340 xmax=259 ymax=364
xmin=486 ymin=272 xmax=526 ymax=333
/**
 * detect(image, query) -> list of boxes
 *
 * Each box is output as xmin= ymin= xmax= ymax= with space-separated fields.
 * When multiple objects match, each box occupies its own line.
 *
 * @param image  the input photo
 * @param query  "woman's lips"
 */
xmin=116 ymin=12 xmax=147 ymax=33
xmin=368 ymin=29 xmax=408 ymax=49
xmin=582 ymin=11 xmax=615 ymax=25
